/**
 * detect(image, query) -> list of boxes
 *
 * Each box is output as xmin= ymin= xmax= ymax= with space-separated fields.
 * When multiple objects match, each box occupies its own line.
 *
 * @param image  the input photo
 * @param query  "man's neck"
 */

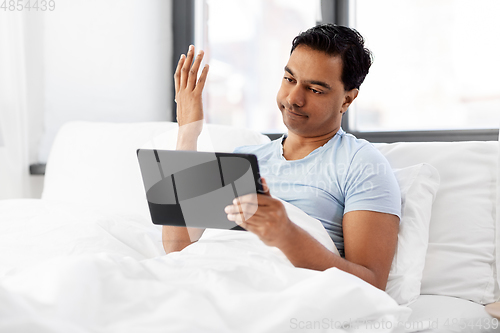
xmin=282 ymin=128 xmax=340 ymax=161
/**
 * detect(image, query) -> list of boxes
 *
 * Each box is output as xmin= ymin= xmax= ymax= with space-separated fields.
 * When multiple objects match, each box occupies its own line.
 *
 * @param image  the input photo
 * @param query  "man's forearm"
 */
xmin=162 ymin=226 xmax=205 ymax=254
xmin=163 ymin=121 xmax=206 ymax=254
xmin=176 ymin=121 xmax=203 ymax=151
xmin=277 ymin=223 xmax=382 ymax=289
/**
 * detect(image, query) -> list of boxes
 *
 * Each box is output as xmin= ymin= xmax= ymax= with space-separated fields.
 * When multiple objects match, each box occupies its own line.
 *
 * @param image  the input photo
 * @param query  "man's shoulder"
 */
xmin=339 ymin=131 xmax=371 ymax=149
xmin=323 ymin=131 xmax=391 ymax=175
xmin=330 ymin=131 xmax=377 ymax=159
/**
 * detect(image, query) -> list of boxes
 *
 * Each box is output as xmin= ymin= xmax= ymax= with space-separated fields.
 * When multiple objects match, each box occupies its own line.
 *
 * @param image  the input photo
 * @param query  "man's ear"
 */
xmin=341 ymin=88 xmax=359 ymax=113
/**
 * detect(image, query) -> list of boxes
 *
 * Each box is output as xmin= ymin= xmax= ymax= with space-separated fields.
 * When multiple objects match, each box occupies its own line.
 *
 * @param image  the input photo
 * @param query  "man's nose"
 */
xmin=287 ymin=85 xmax=304 ymax=108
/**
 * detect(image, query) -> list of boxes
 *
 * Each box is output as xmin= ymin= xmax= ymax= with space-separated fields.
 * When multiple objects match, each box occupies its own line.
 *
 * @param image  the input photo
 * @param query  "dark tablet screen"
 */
xmin=136 ymin=149 xmax=263 ymax=230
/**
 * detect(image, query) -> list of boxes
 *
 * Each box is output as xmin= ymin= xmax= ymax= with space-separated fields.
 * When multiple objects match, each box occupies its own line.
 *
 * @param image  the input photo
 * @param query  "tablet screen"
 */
xmin=137 ymin=149 xmax=263 ymax=230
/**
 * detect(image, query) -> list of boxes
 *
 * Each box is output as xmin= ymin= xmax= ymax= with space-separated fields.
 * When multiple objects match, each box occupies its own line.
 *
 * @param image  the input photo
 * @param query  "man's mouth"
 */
xmin=285 ymin=108 xmax=307 ymax=117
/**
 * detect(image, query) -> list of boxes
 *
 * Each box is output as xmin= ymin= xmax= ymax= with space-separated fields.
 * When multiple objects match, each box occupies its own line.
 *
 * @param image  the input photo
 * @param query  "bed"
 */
xmin=0 ymin=121 xmax=498 ymax=333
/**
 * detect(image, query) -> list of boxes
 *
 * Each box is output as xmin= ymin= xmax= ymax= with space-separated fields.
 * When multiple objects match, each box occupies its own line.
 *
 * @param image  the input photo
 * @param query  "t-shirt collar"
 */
xmin=279 ymin=127 xmax=344 ymax=160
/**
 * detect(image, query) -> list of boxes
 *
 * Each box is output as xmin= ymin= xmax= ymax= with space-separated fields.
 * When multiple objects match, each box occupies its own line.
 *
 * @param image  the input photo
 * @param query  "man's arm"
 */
xmin=162 ymin=124 xmax=207 ymax=254
xmin=162 ymin=45 xmax=209 ymax=254
xmin=162 ymin=226 xmax=205 ymax=254
xmin=225 ymin=179 xmax=399 ymax=290
xmin=277 ymin=210 xmax=398 ymax=290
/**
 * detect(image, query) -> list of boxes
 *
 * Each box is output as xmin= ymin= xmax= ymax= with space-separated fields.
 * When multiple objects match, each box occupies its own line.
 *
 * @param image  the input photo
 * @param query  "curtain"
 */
xmin=0 ymin=12 xmax=30 ymax=199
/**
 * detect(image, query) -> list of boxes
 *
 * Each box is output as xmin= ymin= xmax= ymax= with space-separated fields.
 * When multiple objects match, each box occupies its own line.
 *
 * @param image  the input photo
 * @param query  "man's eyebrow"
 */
xmin=284 ymin=66 xmax=331 ymax=90
xmin=307 ymin=79 xmax=331 ymax=90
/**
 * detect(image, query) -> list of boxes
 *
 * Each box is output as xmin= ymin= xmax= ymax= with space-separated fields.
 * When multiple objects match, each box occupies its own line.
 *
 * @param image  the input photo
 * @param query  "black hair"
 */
xmin=291 ymin=24 xmax=372 ymax=91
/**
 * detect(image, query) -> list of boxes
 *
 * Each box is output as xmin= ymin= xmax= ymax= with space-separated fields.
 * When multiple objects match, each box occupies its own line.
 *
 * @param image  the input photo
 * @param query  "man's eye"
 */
xmin=310 ymin=88 xmax=322 ymax=94
xmin=284 ymin=77 xmax=294 ymax=83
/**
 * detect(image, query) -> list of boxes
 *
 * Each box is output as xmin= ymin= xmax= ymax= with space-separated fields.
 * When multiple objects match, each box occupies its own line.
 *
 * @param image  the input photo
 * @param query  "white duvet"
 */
xmin=0 ymin=199 xmax=409 ymax=333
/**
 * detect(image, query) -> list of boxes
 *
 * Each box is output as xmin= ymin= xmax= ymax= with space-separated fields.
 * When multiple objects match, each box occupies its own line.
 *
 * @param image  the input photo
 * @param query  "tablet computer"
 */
xmin=136 ymin=149 xmax=264 ymax=230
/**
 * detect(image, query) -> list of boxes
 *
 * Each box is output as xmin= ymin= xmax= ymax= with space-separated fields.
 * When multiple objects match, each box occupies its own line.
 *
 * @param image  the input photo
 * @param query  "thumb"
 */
xmin=259 ymin=177 xmax=271 ymax=196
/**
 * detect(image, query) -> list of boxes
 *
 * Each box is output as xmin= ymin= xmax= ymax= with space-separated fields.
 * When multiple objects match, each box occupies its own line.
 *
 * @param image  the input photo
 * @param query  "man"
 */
xmin=165 ymin=24 xmax=401 ymax=291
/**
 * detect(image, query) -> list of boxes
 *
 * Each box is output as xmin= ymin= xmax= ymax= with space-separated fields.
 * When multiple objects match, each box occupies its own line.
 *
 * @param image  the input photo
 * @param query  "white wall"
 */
xmin=38 ymin=0 xmax=173 ymax=164
xmin=0 ymin=0 xmax=173 ymax=199
xmin=24 ymin=10 xmax=47 ymax=198
xmin=0 ymin=12 xmax=30 ymax=199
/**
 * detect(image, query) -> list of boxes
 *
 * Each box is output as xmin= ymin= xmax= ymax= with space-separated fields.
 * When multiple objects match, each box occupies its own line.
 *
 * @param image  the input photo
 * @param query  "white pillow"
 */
xmin=377 ymin=141 xmax=498 ymax=304
xmin=385 ymin=163 xmax=440 ymax=305
xmin=42 ymin=121 xmax=270 ymax=220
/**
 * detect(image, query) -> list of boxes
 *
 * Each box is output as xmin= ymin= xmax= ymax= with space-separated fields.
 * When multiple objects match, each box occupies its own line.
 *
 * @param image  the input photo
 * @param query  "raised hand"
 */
xmin=174 ymin=45 xmax=209 ymax=130
xmin=164 ymin=45 xmax=209 ymax=246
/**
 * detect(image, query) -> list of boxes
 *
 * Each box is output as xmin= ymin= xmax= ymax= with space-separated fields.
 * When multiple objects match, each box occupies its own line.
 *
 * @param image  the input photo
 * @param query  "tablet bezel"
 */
xmin=136 ymin=149 xmax=264 ymax=231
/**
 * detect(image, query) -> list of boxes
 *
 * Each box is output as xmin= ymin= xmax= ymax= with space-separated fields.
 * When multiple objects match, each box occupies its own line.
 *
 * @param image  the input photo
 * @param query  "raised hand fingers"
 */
xmin=180 ymin=45 xmax=196 ymax=90
xmin=176 ymin=45 xmax=207 ymax=94
xmin=173 ymin=45 xmax=209 ymax=128
xmin=187 ymin=50 xmax=205 ymax=90
xmin=195 ymin=63 xmax=210 ymax=94
xmin=179 ymin=45 xmax=194 ymax=89
xmin=174 ymin=54 xmax=185 ymax=96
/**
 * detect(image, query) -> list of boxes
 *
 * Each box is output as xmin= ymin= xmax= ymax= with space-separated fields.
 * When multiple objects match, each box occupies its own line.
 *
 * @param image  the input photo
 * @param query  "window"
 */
xmin=194 ymin=0 xmax=320 ymax=133
xmin=351 ymin=0 xmax=500 ymax=133
xmin=176 ymin=0 xmax=499 ymax=141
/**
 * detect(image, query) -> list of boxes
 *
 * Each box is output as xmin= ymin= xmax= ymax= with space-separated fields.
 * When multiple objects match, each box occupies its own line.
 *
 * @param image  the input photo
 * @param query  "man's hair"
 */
xmin=291 ymin=24 xmax=372 ymax=91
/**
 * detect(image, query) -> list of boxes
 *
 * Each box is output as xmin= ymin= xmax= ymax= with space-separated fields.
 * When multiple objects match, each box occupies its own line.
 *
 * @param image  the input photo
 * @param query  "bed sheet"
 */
xmin=0 ymin=199 xmax=409 ymax=333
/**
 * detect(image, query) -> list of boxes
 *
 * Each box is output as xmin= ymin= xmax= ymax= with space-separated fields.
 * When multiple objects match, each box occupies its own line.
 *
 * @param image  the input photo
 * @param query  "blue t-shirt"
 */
xmin=233 ymin=128 xmax=401 ymax=257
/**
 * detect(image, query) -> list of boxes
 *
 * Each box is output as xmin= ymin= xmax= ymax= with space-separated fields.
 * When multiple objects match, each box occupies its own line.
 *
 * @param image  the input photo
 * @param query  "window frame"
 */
xmin=326 ymin=0 xmax=498 ymax=142
xmin=172 ymin=0 xmax=499 ymax=142
xmin=171 ymin=0 xmax=196 ymax=121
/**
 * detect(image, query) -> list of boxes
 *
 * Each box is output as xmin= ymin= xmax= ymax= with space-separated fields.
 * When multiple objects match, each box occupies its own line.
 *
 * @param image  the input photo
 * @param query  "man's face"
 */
xmin=276 ymin=45 xmax=357 ymax=137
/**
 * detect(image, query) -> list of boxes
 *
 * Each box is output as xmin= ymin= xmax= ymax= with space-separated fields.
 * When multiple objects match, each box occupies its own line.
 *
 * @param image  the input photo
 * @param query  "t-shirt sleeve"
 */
xmin=343 ymin=145 xmax=401 ymax=219
xmin=233 ymin=146 xmax=244 ymax=153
